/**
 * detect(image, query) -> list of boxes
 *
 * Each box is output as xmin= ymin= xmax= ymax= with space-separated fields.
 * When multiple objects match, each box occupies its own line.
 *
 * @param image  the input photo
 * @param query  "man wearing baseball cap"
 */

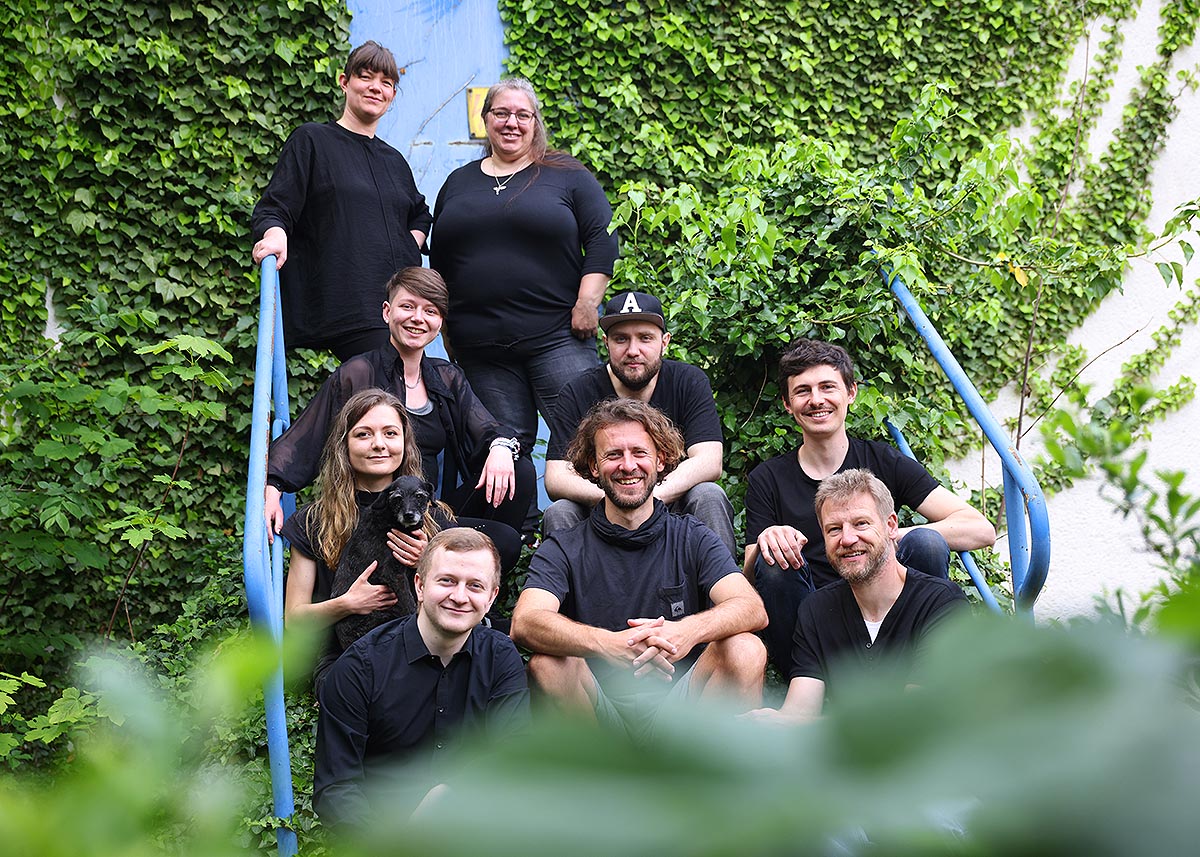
xmin=542 ymin=291 xmax=736 ymax=555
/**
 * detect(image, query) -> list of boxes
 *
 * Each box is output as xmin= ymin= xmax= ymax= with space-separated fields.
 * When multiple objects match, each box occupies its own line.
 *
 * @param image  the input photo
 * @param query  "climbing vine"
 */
xmin=500 ymin=0 xmax=1200 ymax=504
xmin=1 ymin=0 xmax=1197 ymax=753
xmin=0 ymin=0 xmax=1197 ymax=849
xmin=0 ymin=1 xmax=350 ymax=684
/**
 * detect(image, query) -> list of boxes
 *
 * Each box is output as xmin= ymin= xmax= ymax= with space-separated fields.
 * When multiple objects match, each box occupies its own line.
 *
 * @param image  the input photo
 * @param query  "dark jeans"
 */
xmin=453 ymin=330 xmax=600 ymax=456
xmin=754 ymin=528 xmax=951 ymax=672
xmin=443 ymin=455 xmax=538 ymax=536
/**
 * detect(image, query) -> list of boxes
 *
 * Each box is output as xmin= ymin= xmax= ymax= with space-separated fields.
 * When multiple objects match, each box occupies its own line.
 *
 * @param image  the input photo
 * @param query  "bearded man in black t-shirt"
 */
xmin=746 ymin=470 xmax=969 ymax=723
xmin=513 ymin=398 xmax=766 ymax=743
xmin=743 ymin=338 xmax=994 ymax=670
xmin=542 ymin=291 xmax=736 ymax=555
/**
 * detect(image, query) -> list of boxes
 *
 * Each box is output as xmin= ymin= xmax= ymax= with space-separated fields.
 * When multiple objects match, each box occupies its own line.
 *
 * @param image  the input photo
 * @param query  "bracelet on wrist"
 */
xmin=489 ymin=437 xmax=520 ymax=460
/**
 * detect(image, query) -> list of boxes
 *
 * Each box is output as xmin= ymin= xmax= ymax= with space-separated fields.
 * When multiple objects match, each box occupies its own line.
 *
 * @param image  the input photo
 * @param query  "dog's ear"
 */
xmin=422 ymin=481 xmax=434 ymax=497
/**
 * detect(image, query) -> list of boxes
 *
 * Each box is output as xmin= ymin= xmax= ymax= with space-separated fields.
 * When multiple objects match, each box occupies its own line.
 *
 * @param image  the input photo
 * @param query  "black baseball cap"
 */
xmin=598 ymin=291 xmax=665 ymax=332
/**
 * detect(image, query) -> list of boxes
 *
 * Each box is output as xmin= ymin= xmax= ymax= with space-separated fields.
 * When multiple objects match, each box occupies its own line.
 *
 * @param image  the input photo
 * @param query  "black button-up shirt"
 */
xmin=314 ymin=615 xmax=529 ymax=826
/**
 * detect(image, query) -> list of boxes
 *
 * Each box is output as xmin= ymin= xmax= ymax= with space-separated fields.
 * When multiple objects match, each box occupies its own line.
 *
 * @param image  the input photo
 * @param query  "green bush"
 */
xmin=7 ymin=600 xmax=1200 ymax=854
xmin=1 ymin=0 xmax=348 ymax=695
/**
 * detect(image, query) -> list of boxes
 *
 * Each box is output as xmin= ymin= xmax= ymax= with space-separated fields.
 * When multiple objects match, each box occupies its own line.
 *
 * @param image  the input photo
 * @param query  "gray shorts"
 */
xmin=592 ymin=664 xmax=696 ymax=745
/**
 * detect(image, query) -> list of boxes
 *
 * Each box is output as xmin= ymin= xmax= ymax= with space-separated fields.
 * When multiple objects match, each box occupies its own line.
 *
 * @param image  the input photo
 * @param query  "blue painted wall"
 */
xmin=347 ymin=0 xmax=505 ymax=214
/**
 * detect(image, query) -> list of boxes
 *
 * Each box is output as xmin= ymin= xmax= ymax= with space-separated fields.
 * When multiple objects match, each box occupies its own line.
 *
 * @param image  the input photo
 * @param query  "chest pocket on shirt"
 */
xmin=659 ymin=584 xmax=687 ymax=619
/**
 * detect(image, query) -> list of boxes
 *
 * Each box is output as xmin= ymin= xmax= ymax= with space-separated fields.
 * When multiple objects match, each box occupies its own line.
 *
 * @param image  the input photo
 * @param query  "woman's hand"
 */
xmin=341 ymin=561 xmax=399 ymax=614
xmin=264 ymin=485 xmax=285 ymax=543
xmin=571 ymin=272 xmax=608 ymax=339
xmin=252 ymin=226 xmax=288 ymax=269
xmin=387 ymin=527 xmax=428 ymax=567
xmin=570 ymin=299 xmax=599 ymax=339
xmin=477 ymin=446 xmax=516 ymax=507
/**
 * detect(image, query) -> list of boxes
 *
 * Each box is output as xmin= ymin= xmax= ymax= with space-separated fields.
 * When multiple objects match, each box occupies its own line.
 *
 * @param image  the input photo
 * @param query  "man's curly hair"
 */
xmin=565 ymin=398 xmax=685 ymax=486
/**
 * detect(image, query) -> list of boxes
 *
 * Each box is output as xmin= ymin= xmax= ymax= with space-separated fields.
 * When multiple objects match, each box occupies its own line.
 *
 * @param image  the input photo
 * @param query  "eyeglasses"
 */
xmin=488 ymin=108 xmax=536 ymax=125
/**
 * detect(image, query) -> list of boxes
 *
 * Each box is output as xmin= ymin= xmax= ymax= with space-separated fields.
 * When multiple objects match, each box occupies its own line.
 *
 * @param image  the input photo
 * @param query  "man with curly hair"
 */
xmin=512 ymin=399 xmax=766 ymax=742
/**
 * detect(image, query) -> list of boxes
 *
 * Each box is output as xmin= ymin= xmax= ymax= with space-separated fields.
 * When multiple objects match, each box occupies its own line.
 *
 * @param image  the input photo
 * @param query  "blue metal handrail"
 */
xmin=241 ymin=257 xmax=298 ymax=857
xmin=880 ymin=266 xmax=1051 ymax=611
xmin=888 ymin=417 xmax=1008 ymax=609
xmin=885 ymin=419 xmax=1002 ymax=613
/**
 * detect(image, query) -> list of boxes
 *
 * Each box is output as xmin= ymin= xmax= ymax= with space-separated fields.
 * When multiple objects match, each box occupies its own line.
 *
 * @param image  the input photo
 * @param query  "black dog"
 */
xmin=329 ymin=475 xmax=432 ymax=650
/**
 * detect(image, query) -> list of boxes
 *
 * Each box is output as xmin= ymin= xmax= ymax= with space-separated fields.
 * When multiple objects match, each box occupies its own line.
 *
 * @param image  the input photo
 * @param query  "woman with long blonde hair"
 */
xmin=309 ymin=389 xmax=441 ymax=571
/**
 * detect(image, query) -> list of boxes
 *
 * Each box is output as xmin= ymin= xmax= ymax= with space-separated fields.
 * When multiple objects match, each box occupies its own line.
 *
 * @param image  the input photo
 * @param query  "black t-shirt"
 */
xmin=789 ymin=568 xmax=968 ymax=694
xmin=745 ymin=437 xmax=940 ymax=587
xmin=430 ymin=157 xmax=618 ymax=349
xmin=280 ymin=491 xmax=382 ymax=670
xmin=523 ymin=501 xmax=739 ymax=688
xmin=546 ymin=360 xmax=723 ymax=460
xmin=407 ymin=404 xmax=447 ymax=493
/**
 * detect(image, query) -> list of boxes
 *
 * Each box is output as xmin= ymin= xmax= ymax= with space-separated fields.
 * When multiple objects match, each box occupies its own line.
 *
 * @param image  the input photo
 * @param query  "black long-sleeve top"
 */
xmin=314 ymin=615 xmax=530 ymax=827
xmin=430 ymin=156 xmax=618 ymax=350
xmin=251 ymin=121 xmax=433 ymax=348
xmin=266 ymin=344 xmax=514 ymax=500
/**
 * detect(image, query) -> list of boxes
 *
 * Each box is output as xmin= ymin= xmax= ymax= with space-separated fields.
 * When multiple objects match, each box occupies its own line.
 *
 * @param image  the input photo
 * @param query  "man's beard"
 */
xmin=832 ymin=541 xmax=889 ymax=585
xmin=599 ymin=471 xmax=656 ymax=511
xmin=610 ymin=355 xmax=661 ymax=391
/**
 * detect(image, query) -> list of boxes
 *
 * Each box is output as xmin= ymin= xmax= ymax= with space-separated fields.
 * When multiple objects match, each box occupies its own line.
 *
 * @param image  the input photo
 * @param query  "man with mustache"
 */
xmin=542 ymin=291 xmax=736 ymax=555
xmin=747 ymin=469 xmax=968 ymax=723
xmin=513 ymin=398 xmax=766 ymax=742
xmin=744 ymin=338 xmax=994 ymax=671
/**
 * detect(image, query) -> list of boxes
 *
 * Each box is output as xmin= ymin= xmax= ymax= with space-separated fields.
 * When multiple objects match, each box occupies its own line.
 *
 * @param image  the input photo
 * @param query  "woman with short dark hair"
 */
xmin=251 ymin=41 xmax=431 ymax=361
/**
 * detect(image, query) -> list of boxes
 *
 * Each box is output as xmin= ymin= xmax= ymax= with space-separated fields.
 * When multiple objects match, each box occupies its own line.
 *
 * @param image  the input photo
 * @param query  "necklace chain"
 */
xmin=490 ymin=157 xmax=528 ymax=195
xmin=405 ymin=374 xmax=421 ymax=390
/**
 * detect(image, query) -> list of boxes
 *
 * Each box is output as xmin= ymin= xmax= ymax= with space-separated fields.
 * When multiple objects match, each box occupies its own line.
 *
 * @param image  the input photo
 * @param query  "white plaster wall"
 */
xmin=948 ymin=4 xmax=1200 ymax=620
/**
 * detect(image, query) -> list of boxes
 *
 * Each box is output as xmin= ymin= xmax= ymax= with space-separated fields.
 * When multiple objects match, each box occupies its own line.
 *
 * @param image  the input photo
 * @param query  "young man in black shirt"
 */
xmin=747 ymin=470 xmax=968 ymax=722
xmin=744 ymin=338 xmax=993 ymax=670
xmin=513 ymin=398 xmax=766 ymax=743
xmin=314 ymin=529 xmax=529 ymax=828
xmin=543 ymin=291 xmax=736 ymax=555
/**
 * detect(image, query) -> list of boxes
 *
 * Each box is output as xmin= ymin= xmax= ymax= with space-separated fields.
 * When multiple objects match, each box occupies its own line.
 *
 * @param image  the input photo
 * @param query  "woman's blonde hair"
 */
xmin=480 ymin=77 xmax=582 ymax=176
xmin=312 ymin=388 xmax=448 ymax=567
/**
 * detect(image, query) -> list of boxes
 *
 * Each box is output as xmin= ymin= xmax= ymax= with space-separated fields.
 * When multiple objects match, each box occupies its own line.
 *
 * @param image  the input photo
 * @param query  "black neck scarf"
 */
xmin=588 ymin=498 xmax=668 ymax=549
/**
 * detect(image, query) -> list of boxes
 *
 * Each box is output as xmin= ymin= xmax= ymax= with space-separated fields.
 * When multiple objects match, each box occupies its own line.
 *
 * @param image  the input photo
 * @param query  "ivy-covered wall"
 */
xmin=2 ymin=0 xmax=1198 ymax=688
xmin=0 ymin=1 xmax=351 ymax=674
xmin=504 ymin=0 xmax=1089 ymax=186
xmin=498 ymin=0 xmax=1199 ymax=494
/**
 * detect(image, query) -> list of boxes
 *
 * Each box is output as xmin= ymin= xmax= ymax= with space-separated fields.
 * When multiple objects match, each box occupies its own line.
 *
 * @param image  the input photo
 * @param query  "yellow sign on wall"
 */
xmin=467 ymin=87 xmax=489 ymax=140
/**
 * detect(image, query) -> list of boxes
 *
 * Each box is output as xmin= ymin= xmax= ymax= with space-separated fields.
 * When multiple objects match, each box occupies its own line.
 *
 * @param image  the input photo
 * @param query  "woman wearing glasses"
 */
xmin=251 ymin=41 xmax=431 ymax=361
xmin=430 ymin=78 xmax=618 ymax=479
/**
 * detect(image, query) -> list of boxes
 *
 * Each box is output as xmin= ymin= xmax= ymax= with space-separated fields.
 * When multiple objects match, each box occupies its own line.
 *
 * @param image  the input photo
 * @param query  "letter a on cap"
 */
xmin=620 ymin=293 xmax=643 ymax=315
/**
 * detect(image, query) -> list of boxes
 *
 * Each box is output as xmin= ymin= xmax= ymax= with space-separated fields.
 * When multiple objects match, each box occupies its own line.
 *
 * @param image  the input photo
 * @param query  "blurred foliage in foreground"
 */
xmin=4 ymin=606 xmax=1200 ymax=855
